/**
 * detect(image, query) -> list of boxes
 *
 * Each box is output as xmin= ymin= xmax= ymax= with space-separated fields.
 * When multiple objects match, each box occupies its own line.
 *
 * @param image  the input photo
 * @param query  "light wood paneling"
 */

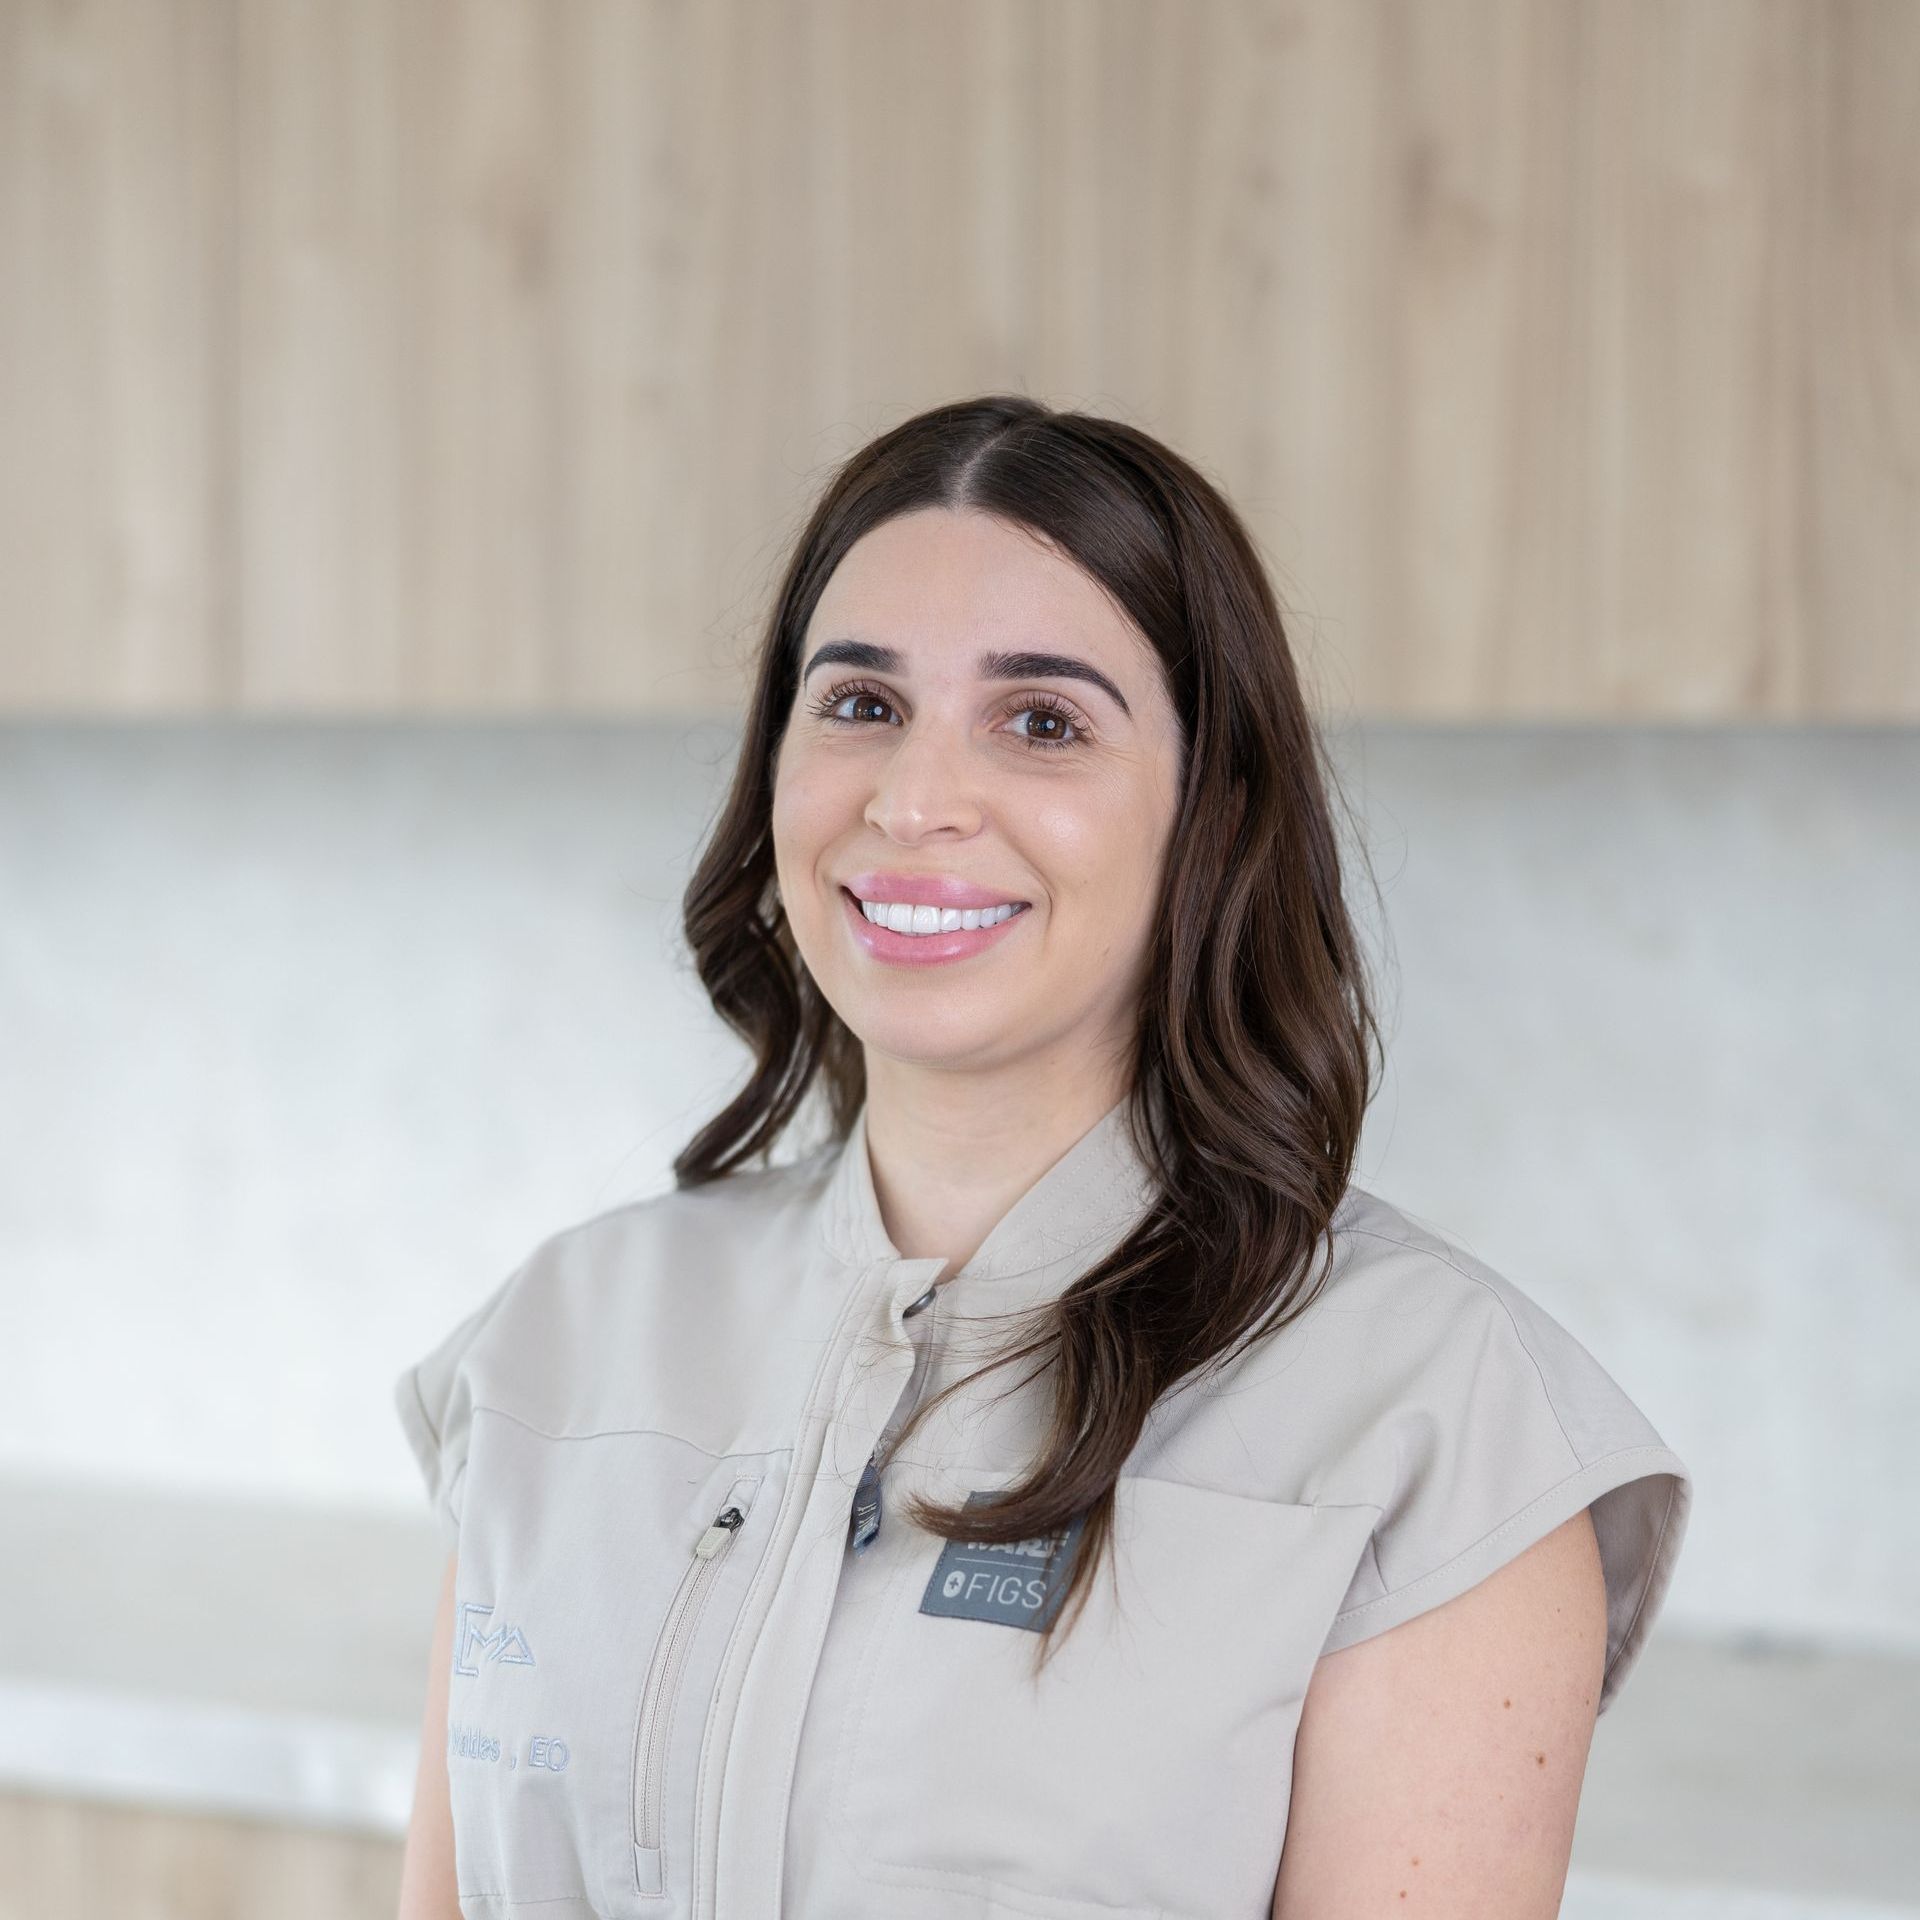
xmin=0 ymin=0 xmax=235 ymax=707
xmin=0 ymin=1789 xmax=402 ymax=1920
xmin=0 ymin=0 xmax=1913 ymax=717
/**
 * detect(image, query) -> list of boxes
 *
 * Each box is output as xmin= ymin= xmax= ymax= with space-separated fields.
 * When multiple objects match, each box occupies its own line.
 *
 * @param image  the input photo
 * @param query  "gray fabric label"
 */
xmin=917 ymin=1490 xmax=1088 ymax=1631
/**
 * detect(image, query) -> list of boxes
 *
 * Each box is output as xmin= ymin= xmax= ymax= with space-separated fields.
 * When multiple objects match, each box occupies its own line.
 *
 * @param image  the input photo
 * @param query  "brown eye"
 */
xmin=805 ymin=679 xmax=1090 ymax=751
xmin=1004 ymin=695 xmax=1088 ymax=751
xmin=807 ymin=678 xmax=900 ymax=727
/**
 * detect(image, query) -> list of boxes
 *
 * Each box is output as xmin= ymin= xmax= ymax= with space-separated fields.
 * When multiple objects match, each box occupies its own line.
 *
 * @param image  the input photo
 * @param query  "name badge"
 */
xmin=917 ymin=1489 xmax=1088 ymax=1631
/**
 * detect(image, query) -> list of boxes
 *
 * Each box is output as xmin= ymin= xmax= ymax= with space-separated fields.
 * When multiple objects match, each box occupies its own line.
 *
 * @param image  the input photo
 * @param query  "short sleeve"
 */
xmin=392 ymin=1264 xmax=523 ymax=1550
xmin=1315 ymin=1269 xmax=1692 ymax=1716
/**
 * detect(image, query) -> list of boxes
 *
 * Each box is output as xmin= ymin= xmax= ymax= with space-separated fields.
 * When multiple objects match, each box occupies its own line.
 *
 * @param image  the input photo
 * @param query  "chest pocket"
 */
xmin=448 ymin=1410 xmax=786 ymax=1918
xmin=828 ymin=1474 xmax=1366 ymax=1920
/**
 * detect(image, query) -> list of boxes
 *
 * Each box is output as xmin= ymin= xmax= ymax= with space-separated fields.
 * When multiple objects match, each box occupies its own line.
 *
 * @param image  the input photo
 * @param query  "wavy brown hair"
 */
xmin=673 ymin=394 xmax=1385 ymax=1670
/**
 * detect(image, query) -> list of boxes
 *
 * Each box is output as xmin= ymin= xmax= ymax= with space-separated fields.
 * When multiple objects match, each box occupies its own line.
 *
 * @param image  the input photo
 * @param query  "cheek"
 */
xmin=771 ymin=749 xmax=851 ymax=871
xmin=1022 ymin=780 xmax=1166 ymax=908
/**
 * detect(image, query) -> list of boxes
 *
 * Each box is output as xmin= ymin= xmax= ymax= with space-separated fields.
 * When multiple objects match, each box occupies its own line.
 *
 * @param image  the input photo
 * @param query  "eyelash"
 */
xmin=805 ymin=677 xmax=1091 ymax=752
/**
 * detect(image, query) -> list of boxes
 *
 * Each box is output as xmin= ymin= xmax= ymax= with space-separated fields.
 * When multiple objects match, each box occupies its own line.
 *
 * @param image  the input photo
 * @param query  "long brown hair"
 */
xmin=674 ymin=395 xmax=1385 ymax=1668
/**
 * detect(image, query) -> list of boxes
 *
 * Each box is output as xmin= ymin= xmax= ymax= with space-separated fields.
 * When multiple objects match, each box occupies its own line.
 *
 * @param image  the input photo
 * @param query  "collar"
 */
xmin=817 ymin=1094 xmax=1161 ymax=1286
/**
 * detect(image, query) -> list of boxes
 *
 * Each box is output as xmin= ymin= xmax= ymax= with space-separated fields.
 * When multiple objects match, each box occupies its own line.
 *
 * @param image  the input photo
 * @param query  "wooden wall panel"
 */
xmin=0 ymin=0 xmax=234 ymax=707
xmin=0 ymin=1789 xmax=402 ymax=1920
xmin=0 ymin=0 xmax=1913 ymax=718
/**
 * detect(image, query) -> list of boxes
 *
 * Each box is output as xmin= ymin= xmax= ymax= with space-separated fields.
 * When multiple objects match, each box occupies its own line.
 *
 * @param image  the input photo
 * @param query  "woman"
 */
xmin=395 ymin=396 xmax=1692 ymax=1920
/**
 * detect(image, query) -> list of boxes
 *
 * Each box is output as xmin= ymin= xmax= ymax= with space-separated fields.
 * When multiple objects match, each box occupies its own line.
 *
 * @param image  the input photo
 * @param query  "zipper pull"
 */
xmin=848 ymin=1447 xmax=884 ymax=1555
xmin=693 ymin=1504 xmax=746 ymax=1559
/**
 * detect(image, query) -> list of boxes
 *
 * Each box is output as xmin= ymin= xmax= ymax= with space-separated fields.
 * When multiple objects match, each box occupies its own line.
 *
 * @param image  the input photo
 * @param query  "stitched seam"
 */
xmin=827 ymin=1515 xmax=918 ymax=1873
xmin=848 ymin=1852 xmax=1173 ymax=1919
xmin=404 ymin=1367 xmax=441 ymax=1450
xmin=467 ymin=1402 xmax=782 ymax=1459
xmin=818 ymin=1212 xmax=1129 ymax=1281
xmin=453 ymin=1893 xmax=595 ymax=1908
xmin=1330 ymin=1447 xmax=1678 ymax=1623
xmin=1109 ymin=1476 xmax=1383 ymax=1514
xmin=414 ymin=1247 xmax=540 ymax=1506
xmin=1364 ymin=1528 xmax=1386 ymax=1599
xmin=1339 ymin=1224 xmax=1583 ymax=1463
xmin=637 ymin=1473 xmax=763 ymax=1893
xmin=818 ymin=1149 xmax=1156 ymax=1279
xmin=712 ymin=1251 xmax=886 ymax=1916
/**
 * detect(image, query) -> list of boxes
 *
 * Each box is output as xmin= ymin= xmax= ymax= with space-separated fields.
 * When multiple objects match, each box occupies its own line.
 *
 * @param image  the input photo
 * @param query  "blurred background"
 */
xmin=2 ymin=2 xmax=1915 ymax=1917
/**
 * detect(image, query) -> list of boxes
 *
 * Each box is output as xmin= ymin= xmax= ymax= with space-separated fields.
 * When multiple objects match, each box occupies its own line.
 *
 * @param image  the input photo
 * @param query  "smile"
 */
xmin=853 ymin=895 xmax=1029 ymax=934
xmin=838 ymin=886 xmax=1032 ymax=968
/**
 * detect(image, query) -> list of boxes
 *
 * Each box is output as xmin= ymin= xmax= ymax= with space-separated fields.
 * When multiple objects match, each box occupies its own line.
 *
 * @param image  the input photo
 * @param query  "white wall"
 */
xmin=3 ymin=722 xmax=1913 ymax=1653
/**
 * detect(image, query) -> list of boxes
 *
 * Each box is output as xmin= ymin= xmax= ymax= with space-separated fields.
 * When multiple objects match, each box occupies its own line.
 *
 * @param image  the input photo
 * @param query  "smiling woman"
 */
xmin=768 ymin=502 xmax=1188 ymax=1077
xmin=394 ymin=395 xmax=1691 ymax=1920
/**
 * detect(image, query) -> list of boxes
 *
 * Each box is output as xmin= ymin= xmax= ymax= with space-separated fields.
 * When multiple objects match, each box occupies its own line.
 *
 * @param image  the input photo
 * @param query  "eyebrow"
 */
xmin=799 ymin=638 xmax=1132 ymax=719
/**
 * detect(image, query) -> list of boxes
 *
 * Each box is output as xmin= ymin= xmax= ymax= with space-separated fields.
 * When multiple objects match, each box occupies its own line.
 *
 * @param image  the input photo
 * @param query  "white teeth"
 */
xmin=858 ymin=897 xmax=1026 ymax=935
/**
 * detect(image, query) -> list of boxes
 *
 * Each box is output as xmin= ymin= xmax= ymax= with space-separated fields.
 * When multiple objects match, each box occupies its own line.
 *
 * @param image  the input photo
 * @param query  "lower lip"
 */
xmin=840 ymin=887 xmax=1032 ymax=968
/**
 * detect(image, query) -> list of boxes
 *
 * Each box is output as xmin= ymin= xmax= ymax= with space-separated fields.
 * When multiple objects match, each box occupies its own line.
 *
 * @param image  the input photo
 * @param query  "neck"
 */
xmin=858 ymin=1054 xmax=1132 ymax=1272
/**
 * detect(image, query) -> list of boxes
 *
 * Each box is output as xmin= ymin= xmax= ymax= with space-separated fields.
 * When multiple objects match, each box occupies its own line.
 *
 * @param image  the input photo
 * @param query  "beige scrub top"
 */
xmin=395 ymin=1098 xmax=1692 ymax=1920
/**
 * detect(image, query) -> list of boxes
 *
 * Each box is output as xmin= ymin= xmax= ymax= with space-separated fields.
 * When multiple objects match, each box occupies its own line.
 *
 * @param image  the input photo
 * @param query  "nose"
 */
xmin=862 ymin=717 xmax=986 ymax=843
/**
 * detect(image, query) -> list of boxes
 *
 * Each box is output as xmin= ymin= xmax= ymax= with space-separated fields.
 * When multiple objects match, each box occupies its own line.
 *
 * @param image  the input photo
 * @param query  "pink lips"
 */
xmin=839 ymin=881 xmax=1032 ymax=968
xmin=841 ymin=870 xmax=1032 ymax=910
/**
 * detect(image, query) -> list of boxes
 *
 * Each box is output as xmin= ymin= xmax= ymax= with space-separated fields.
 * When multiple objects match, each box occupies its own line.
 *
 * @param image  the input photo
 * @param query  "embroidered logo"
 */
xmin=917 ymin=1490 xmax=1088 ymax=1632
xmin=453 ymin=1600 xmax=537 ymax=1676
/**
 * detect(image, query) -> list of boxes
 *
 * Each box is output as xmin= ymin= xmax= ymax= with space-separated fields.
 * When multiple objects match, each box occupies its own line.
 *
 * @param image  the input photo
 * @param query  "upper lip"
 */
xmin=842 ymin=870 xmax=1032 ymax=909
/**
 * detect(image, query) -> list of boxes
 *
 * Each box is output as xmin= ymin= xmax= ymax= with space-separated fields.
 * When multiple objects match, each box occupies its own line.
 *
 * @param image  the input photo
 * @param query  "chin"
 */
xmin=835 ymin=1001 xmax=1017 ymax=1070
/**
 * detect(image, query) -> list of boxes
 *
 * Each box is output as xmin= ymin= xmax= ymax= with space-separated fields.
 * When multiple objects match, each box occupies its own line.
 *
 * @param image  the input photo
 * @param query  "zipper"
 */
xmin=682 ymin=1262 xmax=919 ymax=1920
xmin=849 ymin=1280 xmax=941 ymax=1554
xmin=632 ymin=1474 xmax=761 ymax=1897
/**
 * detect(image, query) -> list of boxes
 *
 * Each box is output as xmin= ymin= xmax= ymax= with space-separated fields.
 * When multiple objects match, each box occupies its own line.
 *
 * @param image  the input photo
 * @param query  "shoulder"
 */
xmin=1306 ymin=1183 xmax=1691 ymax=1714
xmin=1318 ymin=1180 xmax=1544 ymax=1328
xmin=1311 ymin=1183 xmax=1674 ymax=1475
xmin=1157 ymin=1182 xmax=1640 ymax=1495
xmin=514 ymin=1141 xmax=838 ymax=1298
xmin=444 ymin=1140 xmax=848 ymax=1438
xmin=1137 ymin=1178 xmax=1691 ymax=1711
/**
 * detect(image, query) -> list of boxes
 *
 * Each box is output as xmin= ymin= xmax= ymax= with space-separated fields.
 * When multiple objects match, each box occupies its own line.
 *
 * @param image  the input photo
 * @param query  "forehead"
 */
xmin=809 ymin=508 xmax=1147 ymax=670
